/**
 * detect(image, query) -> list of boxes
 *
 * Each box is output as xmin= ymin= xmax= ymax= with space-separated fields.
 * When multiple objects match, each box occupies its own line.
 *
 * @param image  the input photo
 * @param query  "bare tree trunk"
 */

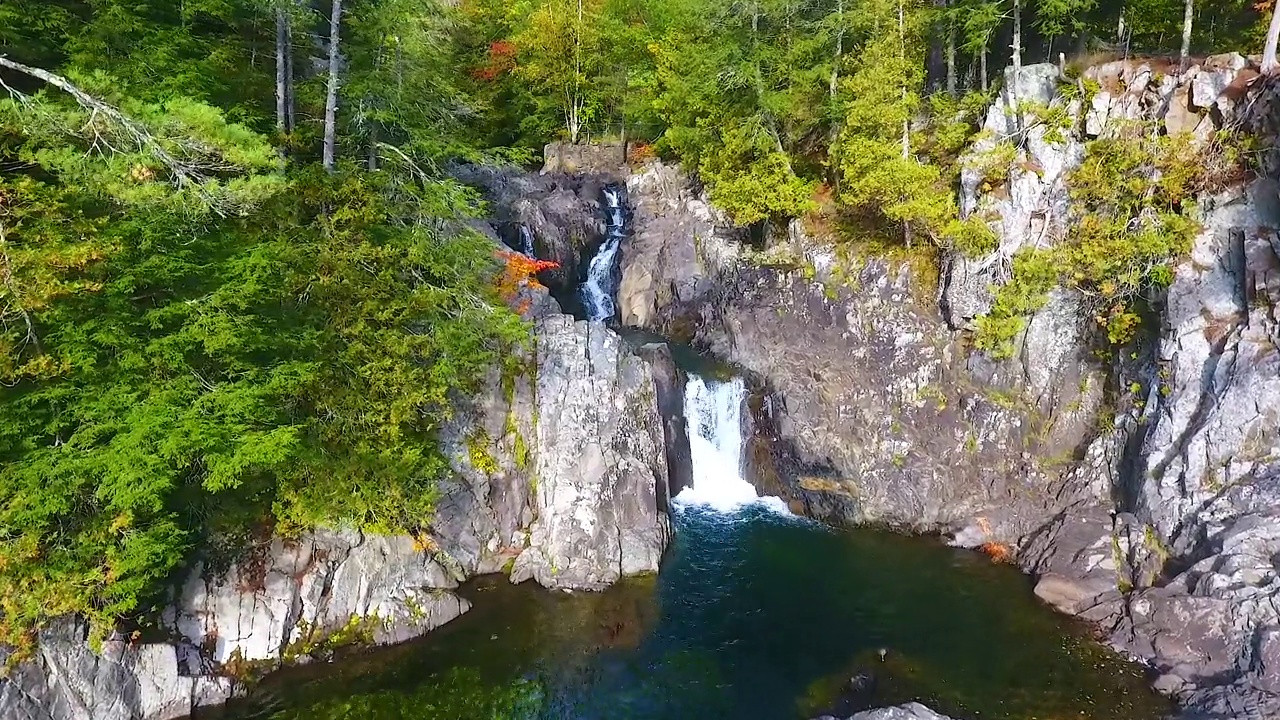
xmin=569 ymin=0 xmax=584 ymax=143
xmin=323 ymin=0 xmax=343 ymax=172
xmin=899 ymin=0 xmax=912 ymax=248
xmin=1011 ymin=0 xmax=1022 ymax=78
xmin=980 ymin=44 xmax=989 ymax=92
xmin=285 ymin=11 xmax=295 ymax=133
xmin=1264 ymin=3 xmax=1280 ymax=74
xmin=898 ymin=0 xmax=909 ymax=162
xmin=275 ymin=7 xmax=287 ymax=132
xmin=1180 ymin=0 xmax=1194 ymax=69
xmin=1117 ymin=8 xmax=1126 ymax=44
xmin=946 ymin=7 xmax=957 ymax=97
xmin=829 ymin=0 xmax=843 ymax=100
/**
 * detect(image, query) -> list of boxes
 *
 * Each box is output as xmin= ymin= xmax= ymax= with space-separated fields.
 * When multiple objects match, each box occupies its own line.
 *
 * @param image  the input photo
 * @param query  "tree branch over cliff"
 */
xmin=0 ymin=55 xmax=282 ymax=215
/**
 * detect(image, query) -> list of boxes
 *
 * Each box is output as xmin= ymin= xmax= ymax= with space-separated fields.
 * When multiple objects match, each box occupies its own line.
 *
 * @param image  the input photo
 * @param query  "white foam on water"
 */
xmin=674 ymin=375 xmax=791 ymax=515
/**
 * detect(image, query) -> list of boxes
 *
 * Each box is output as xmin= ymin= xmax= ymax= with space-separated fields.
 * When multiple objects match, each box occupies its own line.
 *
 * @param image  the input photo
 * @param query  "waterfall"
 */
xmin=581 ymin=187 xmax=625 ymax=322
xmin=674 ymin=375 xmax=790 ymax=514
xmin=519 ymin=224 xmax=535 ymax=257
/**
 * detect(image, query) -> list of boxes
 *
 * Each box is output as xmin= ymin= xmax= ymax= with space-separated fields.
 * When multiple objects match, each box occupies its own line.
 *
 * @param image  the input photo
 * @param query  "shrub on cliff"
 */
xmin=974 ymin=129 xmax=1207 ymax=356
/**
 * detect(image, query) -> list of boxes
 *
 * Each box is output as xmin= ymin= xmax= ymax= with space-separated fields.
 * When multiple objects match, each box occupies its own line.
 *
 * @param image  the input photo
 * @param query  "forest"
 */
xmin=0 ymin=0 xmax=1272 ymax=656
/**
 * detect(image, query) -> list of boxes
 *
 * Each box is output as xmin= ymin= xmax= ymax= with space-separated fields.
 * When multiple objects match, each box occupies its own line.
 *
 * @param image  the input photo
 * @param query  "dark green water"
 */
xmin=215 ymin=506 xmax=1170 ymax=720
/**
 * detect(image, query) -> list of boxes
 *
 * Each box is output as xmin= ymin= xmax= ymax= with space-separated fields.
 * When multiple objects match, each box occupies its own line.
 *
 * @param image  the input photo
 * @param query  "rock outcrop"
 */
xmin=510 ymin=316 xmax=673 ymax=589
xmin=1024 ymin=180 xmax=1280 ymax=718
xmin=0 ymin=620 xmax=233 ymax=720
xmin=947 ymin=57 xmax=1280 ymax=718
xmin=0 ymin=292 xmax=677 ymax=719
xmin=610 ymin=55 xmax=1280 ymax=718
xmin=163 ymin=530 xmax=470 ymax=666
xmin=616 ymin=162 xmax=1087 ymax=544
xmin=452 ymin=163 xmax=619 ymax=300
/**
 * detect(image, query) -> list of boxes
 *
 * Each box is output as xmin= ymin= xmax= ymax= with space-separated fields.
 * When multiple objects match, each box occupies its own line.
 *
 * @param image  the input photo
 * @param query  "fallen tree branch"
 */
xmin=0 ymin=54 xmax=224 ymax=213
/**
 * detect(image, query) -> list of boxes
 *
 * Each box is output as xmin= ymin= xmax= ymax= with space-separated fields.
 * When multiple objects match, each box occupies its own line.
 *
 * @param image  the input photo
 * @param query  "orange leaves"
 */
xmin=979 ymin=542 xmax=1013 ymax=563
xmin=494 ymin=250 xmax=559 ymax=314
xmin=627 ymin=143 xmax=656 ymax=165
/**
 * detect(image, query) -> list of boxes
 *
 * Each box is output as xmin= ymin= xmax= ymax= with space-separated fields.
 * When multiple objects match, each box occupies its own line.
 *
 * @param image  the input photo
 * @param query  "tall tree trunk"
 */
xmin=322 ymin=0 xmax=343 ymax=172
xmin=1180 ymin=0 xmax=1194 ymax=68
xmin=980 ymin=43 xmax=989 ymax=92
xmin=285 ymin=9 xmax=295 ymax=133
xmin=829 ymin=0 xmax=843 ymax=100
xmin=571 ymin=0 xmax=584 ymax=143
xmin=1011 ymin=0 xmax=1022 ymax=78
xmin=946 ymin=5 xmax=957 ymax=97
xmin=899 ymin=0 xmax=912 ymax=248
xmin=1263 ymin=1 xmax=1280 ymax=74
xmin=275 ymin=7 xmax=287 ymax=133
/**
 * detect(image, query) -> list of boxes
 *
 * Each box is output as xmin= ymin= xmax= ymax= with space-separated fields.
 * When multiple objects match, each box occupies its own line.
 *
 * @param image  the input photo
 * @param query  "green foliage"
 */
xmin=0 ymin=4 xmax=529 ymax=651
xmin=963 ymin=140 xmax=1018 ymax=194
xmin=924 ymin=90 xmax=995 ymax=171
xmin=974 ymin=249 xmax=1057 ymax=357
xmin=467 ymin=430 xmax=501 ymax=476
xmin=944 ymin=216 xmax=1000 ymax=258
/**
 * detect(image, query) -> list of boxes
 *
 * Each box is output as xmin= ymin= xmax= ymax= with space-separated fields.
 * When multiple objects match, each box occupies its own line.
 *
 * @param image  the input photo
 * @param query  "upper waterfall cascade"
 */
xmin=581 ymin=187 xmax=625 ymax=322
xmin=519 ymin=224 xmax=535 ymax=257
xmin=674 ymin=375 xmax=790 ymax=514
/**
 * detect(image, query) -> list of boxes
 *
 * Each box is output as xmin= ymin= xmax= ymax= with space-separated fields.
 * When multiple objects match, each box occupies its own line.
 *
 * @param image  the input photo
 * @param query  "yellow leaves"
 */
xmin=129 ymin=164 xmax=156 ymax=183
xmin=109 ymin=512 xmax=133 ymax=534
xmin=9 ymin=353 xmax=72 ymax=382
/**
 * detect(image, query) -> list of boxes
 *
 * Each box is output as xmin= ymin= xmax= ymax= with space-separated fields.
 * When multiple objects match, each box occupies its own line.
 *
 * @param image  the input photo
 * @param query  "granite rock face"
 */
xmin=944 ymin=55 xmax=1257 ymax=330
xmin=451 ymin=163 xmax=618 ymax=297
xmin=615 ymin=162 xmax=1094 ymax=545
xmin=611 ymin=57 xmax=1280 ymax=718
xmin=511 ymin=316 xmax=672 ymax=589
xmin=163 ymin=529 xmax=471 ymax=666
xmin=617 ymin=161 xmax=744 ymax=330
xmin=0 ymin=620 xmax=233 ymax=720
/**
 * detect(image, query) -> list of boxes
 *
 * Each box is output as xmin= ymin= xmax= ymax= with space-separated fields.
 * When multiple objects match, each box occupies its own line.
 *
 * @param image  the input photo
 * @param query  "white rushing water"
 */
xmin=582 ymin=188 xmax=625 ymax=322
xmin=674 ymin=375 xmax=791 ymax=514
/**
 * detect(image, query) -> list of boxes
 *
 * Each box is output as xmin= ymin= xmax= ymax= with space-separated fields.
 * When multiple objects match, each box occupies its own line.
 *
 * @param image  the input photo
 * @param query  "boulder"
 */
xmin=1165 ymin=86 xmax=1199 ymax=136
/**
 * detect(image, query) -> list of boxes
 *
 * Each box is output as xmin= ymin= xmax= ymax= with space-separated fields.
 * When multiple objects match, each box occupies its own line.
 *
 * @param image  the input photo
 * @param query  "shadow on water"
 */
xmin=209 ymin=506 xmax=1172 ymax=720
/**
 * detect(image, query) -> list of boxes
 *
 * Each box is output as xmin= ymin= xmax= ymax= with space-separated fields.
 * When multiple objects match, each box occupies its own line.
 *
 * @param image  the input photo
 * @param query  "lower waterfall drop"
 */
xmin=674 ymin=374 xmax=790 ymax=513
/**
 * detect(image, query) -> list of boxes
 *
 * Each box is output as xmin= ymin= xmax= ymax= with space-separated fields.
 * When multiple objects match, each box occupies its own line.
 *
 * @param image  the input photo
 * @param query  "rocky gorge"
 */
xmin=600 ymin=54 xmax=1280 ymax=720
xmin=4 ymin=53 xmax=1280 ymax=720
